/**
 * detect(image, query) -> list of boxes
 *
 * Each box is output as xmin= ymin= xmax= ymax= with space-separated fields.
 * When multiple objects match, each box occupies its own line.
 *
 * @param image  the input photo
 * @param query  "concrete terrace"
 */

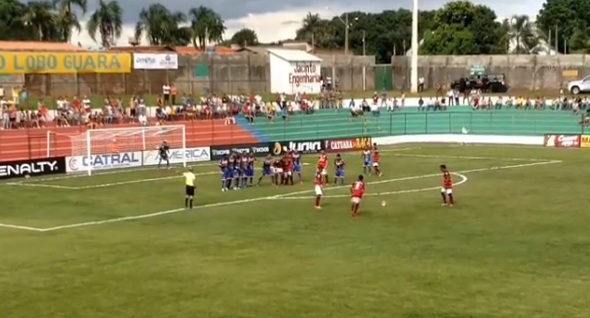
xmin=237 ymin=108 xmax=584 ymax=142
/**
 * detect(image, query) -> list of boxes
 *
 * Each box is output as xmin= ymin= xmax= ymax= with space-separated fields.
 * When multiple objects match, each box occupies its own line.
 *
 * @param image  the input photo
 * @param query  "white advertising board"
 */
xmin=269 ymin=49 xmax=322 ymax=94
xmin=142 ymin=147 xmax=211 ymax=166
xmin=66 ymin=152 xmax=142 ymax=172
xmin=133 ymin=53 xmax=178 ymax=69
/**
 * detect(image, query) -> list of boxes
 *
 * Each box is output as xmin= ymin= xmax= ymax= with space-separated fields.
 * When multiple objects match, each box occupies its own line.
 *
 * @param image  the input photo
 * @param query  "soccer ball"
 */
xmin=25 ymin=174 xmax=30 ymax=179
xmin=381 ymin=200 xmax=387 ymax=207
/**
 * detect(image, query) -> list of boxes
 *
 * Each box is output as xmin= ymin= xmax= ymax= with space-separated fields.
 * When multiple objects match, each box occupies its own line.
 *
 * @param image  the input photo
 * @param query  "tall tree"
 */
xmin=86 ymin=0 xmax=123 ymax=48
xmin=296 ymin=12 xmax=322 ymax=45
xmin=421 ymin=1 xmax=507 ymax=54
xmin=506 ymin=15 xmax=539 ymax=54
xmin=537 ymin=0 xmax=590 ymax=53
xmin=22 ymin=1 xmax=61 ymax=41
xmin=53 ymin=0 xmax=86 ymax=42
xmin=0 ymin=0 xmax=37 ymax=40
xmin=231 ymin=28 xmax=258 ymax=46
xmin=135 ymin=4 xmax=189 ymax=46
xmin=189 ymin=6 xmax=226 ymax=48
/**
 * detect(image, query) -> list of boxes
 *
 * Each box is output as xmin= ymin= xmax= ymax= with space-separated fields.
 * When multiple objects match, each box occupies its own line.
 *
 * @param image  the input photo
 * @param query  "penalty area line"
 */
xmin=0 ymin=223 xmax=45 ymax=232
xmin=2 ymin=159 xmax=562 ymax=233
xmin=275 ymin=159 xmax=562 ymax=199
xmin=279 ymin=173 xmax=468 ymax=200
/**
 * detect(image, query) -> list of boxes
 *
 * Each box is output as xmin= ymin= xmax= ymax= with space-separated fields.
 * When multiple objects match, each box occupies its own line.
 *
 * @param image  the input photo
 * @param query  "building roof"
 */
xmin=109 ymin=46 xmax=175 ymax=53
xmin=267 ymin=48 xmax=322 ymax=62
xmin=0 ymin=41 xmax=87 ymax=52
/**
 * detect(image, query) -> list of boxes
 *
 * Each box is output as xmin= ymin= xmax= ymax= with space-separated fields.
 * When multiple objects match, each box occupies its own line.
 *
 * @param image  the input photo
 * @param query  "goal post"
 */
xmin=47 ymin=125 xmax=187 ymax=175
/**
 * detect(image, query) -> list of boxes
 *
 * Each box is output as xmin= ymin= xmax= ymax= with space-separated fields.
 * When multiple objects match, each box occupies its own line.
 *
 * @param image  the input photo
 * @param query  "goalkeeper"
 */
xmin=158 ymin=140 xmax=171 ymax=169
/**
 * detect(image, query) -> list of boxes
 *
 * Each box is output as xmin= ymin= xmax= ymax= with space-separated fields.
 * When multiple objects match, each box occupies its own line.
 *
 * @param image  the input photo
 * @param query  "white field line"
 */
xmin=275 ymin=160 xmax=562 ymax=198
xmin=20 ymin=159 xmax=560 ymax=233
xmin=70 ymin=171 xmax=219 ymax=189
xmin=4 ymin=182 xmax=78 ymax=189
xmin=0 ymin=223 xmax=44 ymax=232
xmin=6 ymin=171 xmax=219 ymax=190
xmin=15 ymin=161 xmax=218 ymax=183
xmin=279 ymin=173 xmax=468 ymax=199
xmin=389 ymin=153 xmax=556 ymax=162
xmin=37 ymin=197 xmax=275 ymax=232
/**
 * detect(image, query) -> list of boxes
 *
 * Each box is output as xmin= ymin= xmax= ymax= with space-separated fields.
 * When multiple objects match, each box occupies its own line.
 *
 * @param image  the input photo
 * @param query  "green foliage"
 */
xmin=189 ymin=6 xmax=226 ymax=48
xmin=87 ymin=0 xmax=123 ymax=48
xmin=420 ymin=25 xmax=479 ymax=55
xmin=421 ymin=1 xmax=507 ymax=55
xmin=537 ymin=0 xmax=590 ymax=53
xmin=135 ymin=4 xmax=187 ymax=47
xmin=231 ymin=28 xmax=258 ymax=46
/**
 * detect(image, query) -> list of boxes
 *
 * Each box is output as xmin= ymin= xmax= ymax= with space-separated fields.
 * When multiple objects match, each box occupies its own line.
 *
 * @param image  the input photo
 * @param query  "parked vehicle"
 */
xmin=567 ymin=76 xmax=590 ymax=94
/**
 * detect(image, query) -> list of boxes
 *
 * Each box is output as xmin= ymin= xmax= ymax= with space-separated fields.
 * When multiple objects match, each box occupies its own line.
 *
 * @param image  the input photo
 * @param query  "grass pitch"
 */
xmin=1 ymin=145 xmax=590 ymax=318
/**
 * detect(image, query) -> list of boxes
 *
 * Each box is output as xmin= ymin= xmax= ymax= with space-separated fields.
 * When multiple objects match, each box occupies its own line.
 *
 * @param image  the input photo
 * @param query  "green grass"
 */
xmin=2 ymin=146 xmax=590 ymax=318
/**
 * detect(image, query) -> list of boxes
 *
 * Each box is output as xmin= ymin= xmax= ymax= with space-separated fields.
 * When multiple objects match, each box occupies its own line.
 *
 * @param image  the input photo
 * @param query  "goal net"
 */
xmin=47 ymin=125 xmax=186 ymax=175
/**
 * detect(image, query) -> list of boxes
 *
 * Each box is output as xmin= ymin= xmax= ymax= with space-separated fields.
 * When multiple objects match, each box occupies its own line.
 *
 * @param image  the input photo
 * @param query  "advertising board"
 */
xmin=66 ymin=152 xmax=142 ymax=172
xmin=581 ymin=135 xmax=590 ymax=148
xmin=0 ymin=52 xmax=131 ymax=74
xmin=543 ymin=134 xmax=581 ymax=148
xmin=133 ymin=53 xmax=178 ymax=69
xmin=210 ymin=144 xmax=271 ymax=160
xmin=268 ymin=49 xmax=322 ymax=94
xmin=142 ymin=147 xmax=210 ymax=165
xmin=270 ymin=139 xmax=324 ymax=155
xmin=0 ymin=157 xmax=66 ymax=180
xmin=325 ymin=137 xmax=372 ymax=153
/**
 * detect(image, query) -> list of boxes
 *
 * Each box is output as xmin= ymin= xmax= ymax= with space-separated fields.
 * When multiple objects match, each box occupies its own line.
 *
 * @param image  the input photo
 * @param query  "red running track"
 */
xmin=0 ymin=121 xmax=260 ymax=161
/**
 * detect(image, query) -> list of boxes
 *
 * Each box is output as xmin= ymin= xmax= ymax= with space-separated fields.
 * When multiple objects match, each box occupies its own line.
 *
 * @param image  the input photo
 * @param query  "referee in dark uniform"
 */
xmin=183 ymin=167 xmax=196 ymax=209
xmin=158 ymin=140 xmax=170 ymax=169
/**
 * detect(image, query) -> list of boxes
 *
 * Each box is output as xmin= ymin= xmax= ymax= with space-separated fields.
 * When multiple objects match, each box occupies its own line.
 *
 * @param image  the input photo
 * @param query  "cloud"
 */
xmin=68 ymin=0 xmax=544 ymax=48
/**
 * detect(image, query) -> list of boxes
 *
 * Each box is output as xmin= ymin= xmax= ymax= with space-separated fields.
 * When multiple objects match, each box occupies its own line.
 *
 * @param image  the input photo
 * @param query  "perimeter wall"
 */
xmin=5 ymin=54 xmax=590 ymax=96
xmin=391 ymin=54 xmax=590 ymax=91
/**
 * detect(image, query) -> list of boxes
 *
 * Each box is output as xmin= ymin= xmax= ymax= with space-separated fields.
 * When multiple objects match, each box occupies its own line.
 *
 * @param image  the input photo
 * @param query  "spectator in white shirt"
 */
xmin=162 ymin=83 xmax=171 ymax=104
xmin=418 ymin=77 xmax=425 ymax=92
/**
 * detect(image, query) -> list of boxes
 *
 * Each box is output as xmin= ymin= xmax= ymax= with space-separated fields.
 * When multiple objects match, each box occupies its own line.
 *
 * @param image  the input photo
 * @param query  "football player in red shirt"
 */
xmin=372 ymin=144 xmax=382 ymax=176
xmin=440 ymin=164 xmax=454 ymax=207
xmin=317 ymin=150 xmax=329 ymax=184
xmin=282 ymin=154 xmax=294 ymax=185
xmin=314 ymin=170 xmax=325 ymax=209
xmin=350 ymin=175 xmax=366 ymax=218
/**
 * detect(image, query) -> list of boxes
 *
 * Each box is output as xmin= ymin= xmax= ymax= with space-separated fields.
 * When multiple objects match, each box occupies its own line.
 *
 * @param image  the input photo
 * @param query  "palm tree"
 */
xmin=86 ymin=0 xmax=123 ymax=48
xmin=22 ymin=1 xmax=60 ymax=41
xmin=52 ymin=0 xmax=87 ymax=42
xmin=135 ymin=4 xmax=187 ymax=46
xmin=188 ymin=6 xmax=226 ymax=48
xmin=506 ymin=15 xmax=539 ymax=54
xmin=296 ymin=12 xmax=322 ymax=44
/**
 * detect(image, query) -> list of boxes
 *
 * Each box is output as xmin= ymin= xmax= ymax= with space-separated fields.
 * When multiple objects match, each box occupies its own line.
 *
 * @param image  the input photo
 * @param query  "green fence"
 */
xmin=249 ymin=109 xmax=587 ymax=141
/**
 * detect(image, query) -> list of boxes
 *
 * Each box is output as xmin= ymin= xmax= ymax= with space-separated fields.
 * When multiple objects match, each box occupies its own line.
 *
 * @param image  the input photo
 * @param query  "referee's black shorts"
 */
xmin=185 ymin=185 xmax=195 ymax=196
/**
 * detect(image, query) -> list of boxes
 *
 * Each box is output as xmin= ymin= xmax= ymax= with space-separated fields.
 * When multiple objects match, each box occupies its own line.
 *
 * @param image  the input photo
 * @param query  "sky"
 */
xmin=62 ymin=0 xmax=545 ymax=48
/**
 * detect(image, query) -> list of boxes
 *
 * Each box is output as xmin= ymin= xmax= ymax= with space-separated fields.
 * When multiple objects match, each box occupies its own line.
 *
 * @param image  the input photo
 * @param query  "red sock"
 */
xmin=315 ymin=196 xmax=321 ymax=207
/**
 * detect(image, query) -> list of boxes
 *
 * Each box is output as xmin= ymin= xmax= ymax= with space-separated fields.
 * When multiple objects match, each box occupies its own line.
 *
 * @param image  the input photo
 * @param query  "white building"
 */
xmin=268 ymin=48 xmax=322 ymax=94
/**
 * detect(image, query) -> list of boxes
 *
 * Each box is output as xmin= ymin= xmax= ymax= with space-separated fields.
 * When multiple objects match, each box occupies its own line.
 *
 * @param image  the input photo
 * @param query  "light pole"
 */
xmin=362 ymin=30 xmax=366 ymax=56
xmin=410 ymin=0 xmax=419 ymax=93
xmin=327 ymin=7 xmax=356 ymax=55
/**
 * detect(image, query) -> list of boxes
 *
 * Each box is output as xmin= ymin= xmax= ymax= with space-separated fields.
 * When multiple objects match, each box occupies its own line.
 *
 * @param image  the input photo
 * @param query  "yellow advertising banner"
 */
xmin=0 ymin=52 xmax=131 ymax=74
xmin=581 ymin=135 xmax=590 ymax=148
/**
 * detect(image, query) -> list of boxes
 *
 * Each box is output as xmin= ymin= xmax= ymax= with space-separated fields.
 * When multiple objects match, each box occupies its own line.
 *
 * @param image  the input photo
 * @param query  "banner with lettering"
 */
xmin=133 ymin=53 xmax=178 ymax=69
xmin=0 ymin=52 xmax=132 ymax=74
xmin=324 ymin=137 xmax=372 ymax=153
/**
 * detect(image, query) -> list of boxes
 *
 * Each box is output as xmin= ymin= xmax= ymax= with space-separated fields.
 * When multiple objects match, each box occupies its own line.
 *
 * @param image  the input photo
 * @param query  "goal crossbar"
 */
xmin=47 ymin=125 xmax=187 ymax=175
